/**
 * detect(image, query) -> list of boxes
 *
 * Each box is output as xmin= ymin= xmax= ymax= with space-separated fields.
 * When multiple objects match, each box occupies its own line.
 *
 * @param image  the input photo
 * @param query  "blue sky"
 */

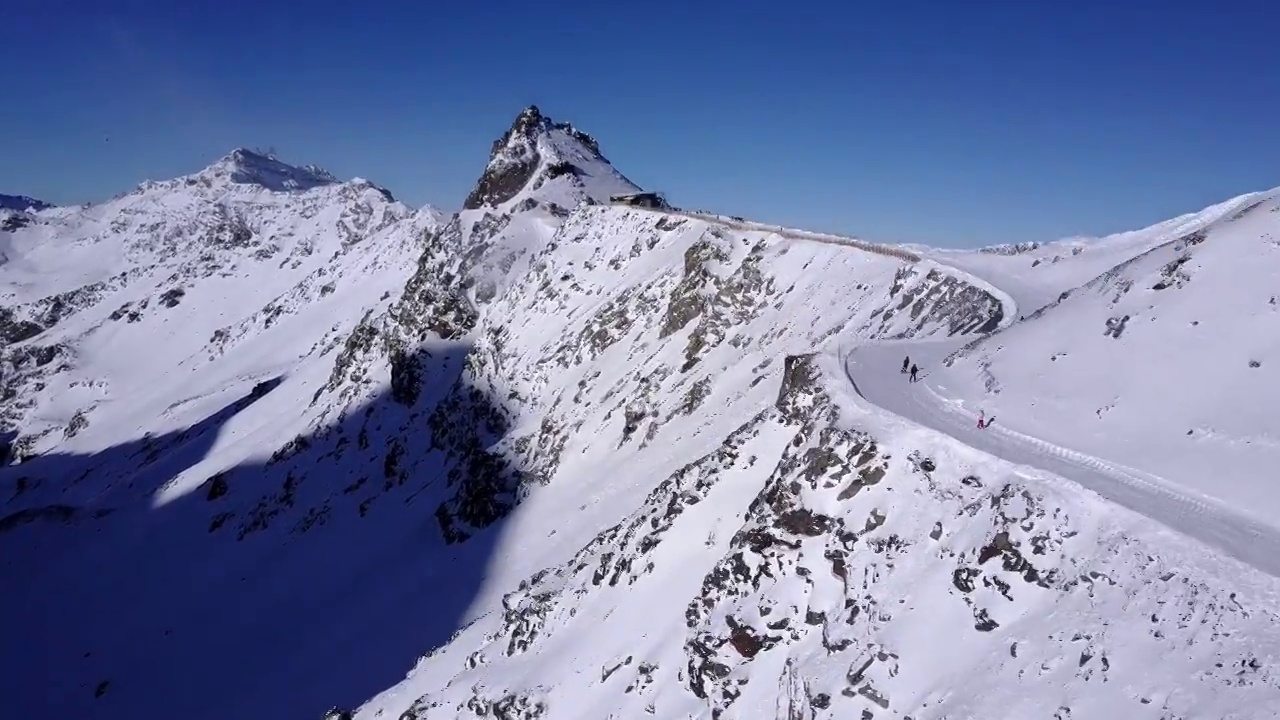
xmin=4 ymin=0 xmax=1278 ymax=246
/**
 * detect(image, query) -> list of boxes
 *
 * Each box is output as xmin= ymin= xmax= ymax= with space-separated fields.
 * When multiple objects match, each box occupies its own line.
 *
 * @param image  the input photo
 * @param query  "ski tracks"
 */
xmin=843 ymin=347 xmax=1280 ymax=580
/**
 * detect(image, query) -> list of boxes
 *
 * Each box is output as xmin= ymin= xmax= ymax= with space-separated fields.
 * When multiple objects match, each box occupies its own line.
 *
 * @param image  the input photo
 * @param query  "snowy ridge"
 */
xmin=665 ymin=207 xmax=921 ymax=261
xmin=645 ymin=207 xmax=1020 ymax=332
xmin=3 ymin=106 xmax=1280 ymax=720
xmin=927 ymin=187 xmax=1280 ymax=315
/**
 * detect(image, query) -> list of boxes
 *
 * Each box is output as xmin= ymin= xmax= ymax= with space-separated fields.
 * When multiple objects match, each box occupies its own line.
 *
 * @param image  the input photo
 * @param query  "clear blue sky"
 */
xmin=4 ymin=0 xmax=1278 ymax=246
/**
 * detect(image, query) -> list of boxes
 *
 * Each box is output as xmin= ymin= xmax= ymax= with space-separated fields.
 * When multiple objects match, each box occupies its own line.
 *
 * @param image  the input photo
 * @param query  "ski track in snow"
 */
xmin=842 ymin=344 xmax=1280 ymax=580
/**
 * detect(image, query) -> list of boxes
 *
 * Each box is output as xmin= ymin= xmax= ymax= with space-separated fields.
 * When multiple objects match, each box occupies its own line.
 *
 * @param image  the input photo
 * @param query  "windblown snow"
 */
xmin=3 ymin=106 xmax=1278 ymax=720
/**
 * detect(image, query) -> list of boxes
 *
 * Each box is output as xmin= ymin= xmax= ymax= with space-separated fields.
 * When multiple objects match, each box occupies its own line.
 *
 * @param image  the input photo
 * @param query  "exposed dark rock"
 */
xmin=1152 ymin=255 xmax=1192 ymax=290
xmin=63 ymin=409 xmax=89 ymax=439
xmin=728 ymin=621 xmax=763 ymax=658
xmin=203 ymin=473 xmax=229 ymax=501
xmin=0 ymin=307 xmax=44 ymax=345
xmin=776 ymin=508 xmax=832 ymax=537
xmin=660 ymin=237 xmax=731 ymax=340
xmin=1104 ymin=315 xmax=1130 ymax=339
xmin=0 ymin=504 xmax=79 ymax=533
xmin=389 ymin=348 xmax=428 ymax=406
xmin=775 ymin=354 xmax=825 ymax=420
xmin=393 ymin=221 xmax=479 ymax=341
xmin=681 ymin=240 xmax=773 ymax=370
xmin=158 ymin=287 xmax=186 ymax=308
xmin=429 ymin=368 xmax=523 ymax=544
xmin=864 ymin=266 xmax=1004 ymax=339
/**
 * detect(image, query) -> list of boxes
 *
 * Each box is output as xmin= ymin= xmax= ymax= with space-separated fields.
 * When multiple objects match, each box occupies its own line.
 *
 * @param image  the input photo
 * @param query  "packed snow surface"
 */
xmin=3 ymin=109 xmax=1279 ymax=720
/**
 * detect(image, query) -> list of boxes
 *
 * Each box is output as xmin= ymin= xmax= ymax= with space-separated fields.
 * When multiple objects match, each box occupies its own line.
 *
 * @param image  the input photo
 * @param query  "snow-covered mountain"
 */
xmin=4 ymin=107 xmax=1280 ymax=720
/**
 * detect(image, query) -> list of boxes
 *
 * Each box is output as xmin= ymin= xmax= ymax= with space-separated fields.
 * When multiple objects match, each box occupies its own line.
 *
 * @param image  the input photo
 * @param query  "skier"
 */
xmin=901 ymin=355 xmax=910 ymax=374
xmin=977 ymin=411 xmax=986 ymax=429
xmin=909 ymin=364 xmax=919 ymax=383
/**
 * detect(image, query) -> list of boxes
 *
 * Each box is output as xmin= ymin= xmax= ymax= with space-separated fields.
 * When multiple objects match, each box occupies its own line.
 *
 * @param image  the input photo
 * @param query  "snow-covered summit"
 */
xmin=0 ymin=144 xmax=440 ymax=452
xmin=462 ymin=105 xmax=641 ymax=211
xmin=114 ymin=148 xmax=401 ymax=208
xmin=195 ymin=148 xmax=342 ymax=193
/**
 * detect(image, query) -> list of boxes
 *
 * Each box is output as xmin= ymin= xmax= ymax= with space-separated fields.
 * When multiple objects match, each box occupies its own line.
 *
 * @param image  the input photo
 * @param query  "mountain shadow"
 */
xmin=0 ymin=344 xmax=513 ymax=720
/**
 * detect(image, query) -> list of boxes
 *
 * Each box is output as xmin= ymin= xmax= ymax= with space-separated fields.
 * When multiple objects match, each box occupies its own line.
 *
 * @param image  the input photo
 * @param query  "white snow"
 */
xmin=3 ymin=112 xmax=1280 ymax=720
xmin=902 ymin=189 xmax=1280 ymax=531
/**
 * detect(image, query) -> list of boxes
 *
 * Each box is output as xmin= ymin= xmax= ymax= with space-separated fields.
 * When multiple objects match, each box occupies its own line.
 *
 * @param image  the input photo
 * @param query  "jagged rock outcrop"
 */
xmin=462 ymin=105 xmax=638 ymax=211
xmin=862 ymin=265 xmax=1005 ymax=339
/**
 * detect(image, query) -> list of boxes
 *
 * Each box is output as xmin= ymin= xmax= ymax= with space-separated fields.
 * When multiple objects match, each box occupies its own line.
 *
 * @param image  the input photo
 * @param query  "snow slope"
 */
xmin=845 ymin=340 xmax=1280 ymax=579
xmin=920 ymin=189 xmax=1280 ymax=529
xmin=3 ymin=107 xmax=1280 ymax=720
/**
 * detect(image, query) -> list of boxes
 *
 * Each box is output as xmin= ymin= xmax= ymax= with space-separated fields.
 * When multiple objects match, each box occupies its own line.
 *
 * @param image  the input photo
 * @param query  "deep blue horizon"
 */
xmin=5 ymin=0 xmax=1278 ymax=247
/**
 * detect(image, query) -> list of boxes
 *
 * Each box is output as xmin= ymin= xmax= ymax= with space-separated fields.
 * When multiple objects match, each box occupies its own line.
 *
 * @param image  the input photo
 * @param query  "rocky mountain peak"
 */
xmin=462 ymin=105 xmax=634 ymax=210
xmin=508 ymin=105 xmax=603 ymax=157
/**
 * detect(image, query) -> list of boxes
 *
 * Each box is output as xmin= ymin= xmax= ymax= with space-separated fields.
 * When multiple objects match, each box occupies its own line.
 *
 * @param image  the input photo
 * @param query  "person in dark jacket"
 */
xmin=902 ymin=355 xmax=910 ymax=373
xmin=909 ymin=364 xmax=919 ymax=382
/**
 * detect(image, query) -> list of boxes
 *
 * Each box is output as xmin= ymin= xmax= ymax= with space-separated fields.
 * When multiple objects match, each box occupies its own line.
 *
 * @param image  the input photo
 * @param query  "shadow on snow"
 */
xmin=0 ymin=344 xmax=512 ymax=720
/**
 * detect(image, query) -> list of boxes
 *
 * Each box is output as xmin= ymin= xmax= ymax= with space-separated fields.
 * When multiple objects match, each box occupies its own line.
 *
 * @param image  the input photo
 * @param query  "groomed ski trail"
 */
xmin=842 ymin=343 xmax=1280 ymax=580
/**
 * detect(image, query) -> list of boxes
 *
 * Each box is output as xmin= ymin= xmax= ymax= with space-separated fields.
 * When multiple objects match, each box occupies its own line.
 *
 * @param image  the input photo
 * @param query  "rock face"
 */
xmin=862 ymin=265 xmax=1005 ymax=339
xmin=464 ymin=107 xmax=549 ymax=210
xmin=5 ymin=109 xmax=1280 ymax=720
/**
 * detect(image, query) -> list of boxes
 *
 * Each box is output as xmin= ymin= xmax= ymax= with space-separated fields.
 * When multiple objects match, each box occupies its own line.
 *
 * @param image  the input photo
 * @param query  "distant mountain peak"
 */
xmin=0 ymin=194 xmax=53 ymax=213
xmin=197 ymin=148 xmax=341 ymax=193
xmin=462 ymin=105 xmax=638 ymax=210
